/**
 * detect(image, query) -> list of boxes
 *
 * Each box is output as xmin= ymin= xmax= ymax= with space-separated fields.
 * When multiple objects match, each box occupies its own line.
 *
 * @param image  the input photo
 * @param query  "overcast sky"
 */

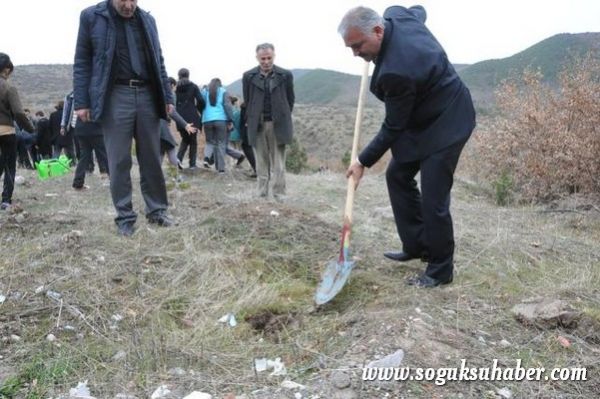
xmin=1 ymin=0 xmax=599 ymax=86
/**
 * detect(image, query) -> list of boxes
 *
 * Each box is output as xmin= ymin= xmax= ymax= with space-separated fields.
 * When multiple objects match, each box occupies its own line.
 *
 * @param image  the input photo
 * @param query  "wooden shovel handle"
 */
xmin=344 ymin=61 xmax=370 ymax=227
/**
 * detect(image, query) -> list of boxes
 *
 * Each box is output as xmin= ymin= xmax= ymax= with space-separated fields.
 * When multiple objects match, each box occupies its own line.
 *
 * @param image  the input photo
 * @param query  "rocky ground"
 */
xmin=0 ymin=163 xmax=599 ymax=398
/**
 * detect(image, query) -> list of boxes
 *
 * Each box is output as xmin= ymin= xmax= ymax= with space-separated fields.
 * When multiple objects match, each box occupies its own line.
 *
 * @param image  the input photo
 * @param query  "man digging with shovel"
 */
xmin=339 ymin=6 xmax=476 ymax=288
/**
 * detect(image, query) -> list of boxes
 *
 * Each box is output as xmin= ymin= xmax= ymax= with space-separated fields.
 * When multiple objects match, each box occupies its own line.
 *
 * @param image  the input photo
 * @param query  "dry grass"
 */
xmin=0 ymin=161 xmax=599 ymax=398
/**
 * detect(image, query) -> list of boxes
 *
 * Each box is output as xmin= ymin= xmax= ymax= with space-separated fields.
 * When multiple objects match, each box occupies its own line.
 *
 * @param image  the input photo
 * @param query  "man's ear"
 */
xmin=374 ymin=25 xmax=384 ymax=40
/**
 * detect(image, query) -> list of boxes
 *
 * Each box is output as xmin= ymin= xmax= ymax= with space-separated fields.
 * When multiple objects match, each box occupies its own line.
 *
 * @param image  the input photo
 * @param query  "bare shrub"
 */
xmin=474 ymin=53 xmax=600 ymax=202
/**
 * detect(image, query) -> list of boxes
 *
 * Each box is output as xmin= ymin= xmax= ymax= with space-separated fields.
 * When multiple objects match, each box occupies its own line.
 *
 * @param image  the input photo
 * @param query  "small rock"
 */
xmin=46 ymin=290 xmax=62 ymax=300
xmin=333 ymin=388 xmax=358 ymax=399
xmin=46 ymin=334 xmax=57 ymax=342
xmin=14 ymin=175 xmax=26 ymax=185
xmin=499 ymin=339 xmax=511 ymax=348
xmin=150 ymin=385 xmax=170 ymax=399
xmin=182 ymin=392 xmax=212 ymax=399
xmin=0 ymin=294 xmax=5 ymax=304
xmin=270 ymin=210 xmax=280 ymax=217
xmin=512 ymin=298 xmax=581 ymax=329
xmin=35 ymin=285 xmax=45 ymax=294
xmin=331 ymin=371 xmax=351 ymax=389
xmin=10 ymin=334 xmax=21 ymax=342
xmin=112 ymin=350 xmax=127 ymax=361
xmin=294 ymin=393 xmax=302 ymax=399
xmin=14 ymin=214 xmax=25 ymax=223
xmin=497 ymin=387 xmax=512 ymax=398
xmin=365 ymin=349 xmax=404 ymax=368
xmin=168 ymin=367 xmax=186 ymax=376
xmin=478 ymin=336 xmax=486 ymax=344
xmin=96 ymin=255 xmax=106 ymax=263
xmin=281 ymin=380 xmax=306 ymax=390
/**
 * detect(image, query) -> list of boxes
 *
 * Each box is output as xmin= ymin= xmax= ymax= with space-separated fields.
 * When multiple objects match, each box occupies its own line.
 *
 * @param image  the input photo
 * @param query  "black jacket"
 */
xmin=73 ymin=0 xmax=173 ymax=121
xmin=175 ymin=79 xmax=204 ymax=128
xmin=359 ymin=5 xmax=476 ymax=166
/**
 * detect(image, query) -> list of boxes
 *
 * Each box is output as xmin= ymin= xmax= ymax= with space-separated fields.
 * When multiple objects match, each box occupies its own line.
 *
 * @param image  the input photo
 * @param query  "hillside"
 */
xmin=10 ymin=64 xmax=73 ymax=115
xmin=458 ymin=32 xmax=600 ymax=108
xmin=0 ymin=164 xmax=598 ymax=398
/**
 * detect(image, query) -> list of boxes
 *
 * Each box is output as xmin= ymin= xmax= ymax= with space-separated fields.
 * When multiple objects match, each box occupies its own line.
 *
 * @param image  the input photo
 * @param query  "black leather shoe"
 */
xmin=406 ymin=274 xmax=453 ymax=288
xmin=147 ymin=214 xmax=175 ymax=227
xmin=117 ymin=222 xmax=135 ymax=237
xmin=384 ymin=251 xmax=428 ymax=262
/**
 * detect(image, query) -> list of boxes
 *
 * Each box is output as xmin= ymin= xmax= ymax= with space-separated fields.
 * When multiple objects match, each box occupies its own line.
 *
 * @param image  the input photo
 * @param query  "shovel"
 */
xmin=315 ymin=61 xmax=370 ymax=305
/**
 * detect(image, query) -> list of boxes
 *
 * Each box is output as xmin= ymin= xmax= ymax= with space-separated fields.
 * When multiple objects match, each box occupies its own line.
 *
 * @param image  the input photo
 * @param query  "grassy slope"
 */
xmin=0 ymin=161 xmax=598 ymax=398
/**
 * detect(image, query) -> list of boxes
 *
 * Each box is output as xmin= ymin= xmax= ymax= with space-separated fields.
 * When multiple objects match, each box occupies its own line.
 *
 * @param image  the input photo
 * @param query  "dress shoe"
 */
xmin=117 ymin=222 xmax=135 ymax=237
xmin=384 ymin=251 xmax=428 ymax=262
xmin=406 ymin=274 xmax=453 ymax=288
xmin=147 ymin=213 xmax=176 ymax=227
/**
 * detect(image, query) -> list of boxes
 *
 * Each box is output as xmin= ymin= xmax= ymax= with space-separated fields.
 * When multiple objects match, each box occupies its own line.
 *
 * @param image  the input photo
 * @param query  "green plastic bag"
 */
xmin=35 ymin=155 xmax=72 ymax=180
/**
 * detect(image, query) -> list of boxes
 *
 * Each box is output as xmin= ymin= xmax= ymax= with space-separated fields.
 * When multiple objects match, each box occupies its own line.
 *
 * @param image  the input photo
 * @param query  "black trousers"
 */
xmin=385 ymin=139 xmax=467 ymax=281
xmin=0 ymin=134 xmax=17 ymax=204
xmin=73 ymin=136 xmax=109 ymax=188
xmin=176 ymin=128 xmax=197 ymax=167
xmin=239 ymin=126 xmax=256 ymax=172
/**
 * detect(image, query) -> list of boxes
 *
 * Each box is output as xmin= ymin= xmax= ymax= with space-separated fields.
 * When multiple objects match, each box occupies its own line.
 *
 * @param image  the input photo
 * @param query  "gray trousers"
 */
xmin=203 ymin=121 xmax=228 ymax=172
xmin=101 ymin=86 xmax=168 ymax=226
xmin=254 ymin=121 xmax=286 ymax=197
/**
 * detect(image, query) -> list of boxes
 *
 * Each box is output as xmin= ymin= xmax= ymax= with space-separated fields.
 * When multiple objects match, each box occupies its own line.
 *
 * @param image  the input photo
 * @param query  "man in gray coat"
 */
xmin=242 ymin=43 xmax=295 ymax=200
xmin=73 ymin=0 xmax=175 ymax=236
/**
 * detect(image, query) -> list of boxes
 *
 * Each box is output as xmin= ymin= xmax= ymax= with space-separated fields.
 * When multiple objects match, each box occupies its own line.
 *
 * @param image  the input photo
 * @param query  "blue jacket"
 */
xmin=73 ymin=1 xmax=173 ymax=121
xmin=359 ymin=6 xmax=475 ymax=165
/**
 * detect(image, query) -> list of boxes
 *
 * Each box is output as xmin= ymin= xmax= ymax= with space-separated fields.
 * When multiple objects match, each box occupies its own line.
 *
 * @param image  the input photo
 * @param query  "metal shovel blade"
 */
xmin=315 ymin=258 xmax=355 ymax=305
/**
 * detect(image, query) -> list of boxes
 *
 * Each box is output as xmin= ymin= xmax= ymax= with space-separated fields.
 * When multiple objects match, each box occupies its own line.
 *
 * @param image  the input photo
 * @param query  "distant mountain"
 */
xmin=227 ymin=68 xmax=380 ymax=106
xmin=10 ymin=32 xmax=599 ymax=114
xmin=11 ymin=64 xmax=72 ymax=114
xmin=458 ymin=32 xmax=600 ymax=108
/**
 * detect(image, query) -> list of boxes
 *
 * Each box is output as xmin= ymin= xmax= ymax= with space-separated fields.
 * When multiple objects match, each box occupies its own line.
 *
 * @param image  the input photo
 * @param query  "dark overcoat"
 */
xmin=358 ymin=5 xmax=476 ymax=166
xmin=72 ymin=0 xmax=173 ymax=121
xmin=242 ymin=65 xmax=295 ymax=147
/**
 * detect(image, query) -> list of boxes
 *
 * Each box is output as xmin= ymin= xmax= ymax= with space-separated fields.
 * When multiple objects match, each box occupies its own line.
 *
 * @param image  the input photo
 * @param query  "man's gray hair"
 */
xmin=256 ymin=43 xmax=275 ymax=53
xmin=338 ymin=6 xmax=384 ymax=37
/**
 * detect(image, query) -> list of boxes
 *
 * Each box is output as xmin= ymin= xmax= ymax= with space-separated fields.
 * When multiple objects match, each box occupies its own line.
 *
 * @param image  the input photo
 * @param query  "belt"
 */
xmin=115 ymin=78 xmax=147 ymax=87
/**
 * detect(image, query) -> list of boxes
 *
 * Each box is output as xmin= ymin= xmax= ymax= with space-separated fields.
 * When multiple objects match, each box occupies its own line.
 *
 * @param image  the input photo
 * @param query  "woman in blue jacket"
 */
xmin=201 ymin=78 xmax=234 ymax=174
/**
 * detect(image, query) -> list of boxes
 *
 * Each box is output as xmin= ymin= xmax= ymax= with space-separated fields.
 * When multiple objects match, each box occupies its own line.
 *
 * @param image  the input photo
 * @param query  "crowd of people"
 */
xmin=1 ymin=0 xmax=476 ymax=288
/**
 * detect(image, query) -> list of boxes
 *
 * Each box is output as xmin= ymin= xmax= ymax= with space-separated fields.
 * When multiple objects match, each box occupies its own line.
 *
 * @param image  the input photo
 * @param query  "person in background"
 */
xmin=161 ymin=77 xmax=196 ymax=169
xmin=34 ymin=111 xmax=53 ymax=159
xmin=50 ymin=100 xmax=75 ymax=160
xmin=0 ymin=53 xmax=35 ymax=210
xmin=71 ymin=117 xmax=109 ymax=190
xmin=201 ymin=78 xmax=236 ymax=174
xmin=239 ymin=102 xmax=256 ymax=177
xmin=63 ymin=91 xmax=94 ymax=172
xmin=175 ymin=68 xmax=204 ymax=169
xmin=242 ymin=42 xmax=295 ymax=200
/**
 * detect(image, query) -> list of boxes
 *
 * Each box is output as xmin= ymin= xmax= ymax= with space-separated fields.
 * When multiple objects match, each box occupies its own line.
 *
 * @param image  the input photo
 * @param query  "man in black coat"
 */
xmin=49 ymin=101 xmax=75 ymax=161
xmin=174 ymin=68 xmax=203 ymax=168
xmin=339 ymin=6 xmax=476 ymax=288
xmin=34 ymin=111 xmax=53 ymax=159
